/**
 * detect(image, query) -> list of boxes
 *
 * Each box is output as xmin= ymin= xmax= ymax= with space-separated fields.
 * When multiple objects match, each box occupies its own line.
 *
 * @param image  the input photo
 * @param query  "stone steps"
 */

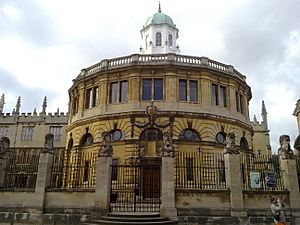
xmin=85 ymin=213 xmax=178 ymax=225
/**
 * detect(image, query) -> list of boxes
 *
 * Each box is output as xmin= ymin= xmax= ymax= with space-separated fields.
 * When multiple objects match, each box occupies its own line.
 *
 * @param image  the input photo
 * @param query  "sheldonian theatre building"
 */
xmin=0 ymin=5 xmax=300 ymax=225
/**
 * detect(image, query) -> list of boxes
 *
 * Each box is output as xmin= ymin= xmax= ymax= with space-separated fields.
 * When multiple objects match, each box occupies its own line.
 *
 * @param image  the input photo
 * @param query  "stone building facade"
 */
xmin=0 ymin=6 xmax=299 ymax=225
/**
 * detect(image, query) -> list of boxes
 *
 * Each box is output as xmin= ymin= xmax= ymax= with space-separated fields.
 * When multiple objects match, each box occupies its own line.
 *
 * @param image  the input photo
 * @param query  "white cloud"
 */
xmin=2 ymin=3 xmax=20 ymax=19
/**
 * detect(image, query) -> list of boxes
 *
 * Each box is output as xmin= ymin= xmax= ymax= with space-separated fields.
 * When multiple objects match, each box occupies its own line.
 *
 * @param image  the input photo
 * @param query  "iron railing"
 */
xmin=241 ymin=153 xmax=284 ymax=191
xmin=50 ymin=149 xmax=97 ymax=189
xmin=2 ymin=148 xmax=40 ymax=189
xmin=175 ymin=151 xmax=226 ymax=190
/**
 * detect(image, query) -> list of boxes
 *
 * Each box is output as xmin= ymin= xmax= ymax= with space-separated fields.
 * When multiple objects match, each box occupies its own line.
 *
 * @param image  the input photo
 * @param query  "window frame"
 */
xmin=85 ymin=86 xmax=99 ymax=109
xmin=168 ymin=34 xmax=173 ymax=47
xmin=211 ymin=83 xmax=228 ymax=108
xmin=142 ymin=78 xmax=164 ymax=101
xmin=156 ymin=32 xmax=162 ymax=46
xmin=21 ymin=126 xmax=34 ymax=141
xmin=109 ymin=80 xmax=128 ymax=104
xmin=49 ymin=126 xmax=63 ymax=142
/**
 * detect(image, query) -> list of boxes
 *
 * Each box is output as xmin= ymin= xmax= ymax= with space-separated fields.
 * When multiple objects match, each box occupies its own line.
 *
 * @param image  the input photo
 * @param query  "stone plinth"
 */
xmin=160 ymin=157 xmax=177 ymax=220
xmin=280 ymin=157 xmax=300 ymax=217
xmin=224 ymin=153 xmax=247 ymax=217
xmin=94 ymin=157 xmax=112 ymax=216
xmin=35 ymin=152 xmax=54 ymax=212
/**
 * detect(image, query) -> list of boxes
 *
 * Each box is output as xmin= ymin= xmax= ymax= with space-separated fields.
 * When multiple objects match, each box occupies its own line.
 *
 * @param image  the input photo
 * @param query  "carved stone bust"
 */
xmin=160 ymin=131 xmax=175 ymax=157
xmin=224 ymin=132 xmax=240 ymax=154
xmin=98 ymin=132 xmax=113 ymax=157
xmin=278 ymin=134 xmax=294 ymax=159
xmin=42 ymin=133 xmax=54 ymax=153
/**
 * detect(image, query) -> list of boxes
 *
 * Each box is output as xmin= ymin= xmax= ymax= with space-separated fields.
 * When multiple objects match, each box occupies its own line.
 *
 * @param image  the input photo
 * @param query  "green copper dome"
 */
xmin=144 ymin=12 xmax=175 ymax=28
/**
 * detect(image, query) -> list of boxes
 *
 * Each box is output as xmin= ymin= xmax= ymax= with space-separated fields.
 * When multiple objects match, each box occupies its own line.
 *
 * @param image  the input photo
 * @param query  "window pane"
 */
xmin=0 ymin=126 xmax=8 ymax=137
xmin=235 ymin=91 xmax=240 ymax=111
xmin=220 ymin=86 xmax=227 ymax=107
xmin=142 ymin=79 xmax=152 ymax=100
xmin=50 ymin=126 xmax=62 ymax=141
xmin=179 ymin=79 xmax=187 ymax=101
xmin=168 ymin=34 xmax=173 ymax=46
xmin=154 ymin=79 xmax=163 ymax=100
xmin=190 ymin=80 xmax=198 ymax=102
xmin=110 ymin=82 xmax=118 ymax=103
xmin=72 ymin=96 xmax=78 ymax=115
xmin=211 ymin=84 xmax=218 ymax=106
xmin=240 ymin=94 xmax=243 ymax=114
xmin=156 ymin=32 xmax=162 ymax=46
xmin=92 ymin=87 xmax=98 ymax=107
xmin=21 ymin=127 xmax=33 ymax=141
xmin=85 ymin=88 xmax=92 ymax=109
xmin=119 ymin=81 xmax=128 ymax=103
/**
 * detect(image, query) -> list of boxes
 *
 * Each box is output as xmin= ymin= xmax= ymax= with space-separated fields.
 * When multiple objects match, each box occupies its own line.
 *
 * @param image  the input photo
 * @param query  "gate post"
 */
xmin=94 ymin=157 xmax=112 ymax=216
xmin=161 ymin=157 xmax=177 ymax=220
xmin=160 ymin=131 xmax=177 ymax=220
xmin=94 ymin=132 xmax=113 ymax=216
xmin=278 ymin=134 xmax=300 ymax=222
xmin=280 ymin=158 xmax=300 ymax=220
xmin=35 ymin=152 xmax=54 ymax=212
xmin=223 ymin=133 xmax=247 ymax=217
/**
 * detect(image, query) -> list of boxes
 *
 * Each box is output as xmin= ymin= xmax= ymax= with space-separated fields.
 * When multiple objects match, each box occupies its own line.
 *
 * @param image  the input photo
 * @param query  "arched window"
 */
xmin=67 ymin=138 xmax=73 ymax=150
xmin=140 ymin=128 xmax=163 ymax=141
xmin=168 ymin=34 xmax=173 ymax=47
xmin=240 ymin=137 xmax=248 ymax=150
xmin=80 ymin=133 xmax=93 ymax=145
xmin=156 ymin=32 xmax=162 ymax=46
xmin=179 ymin=129 xmax=200 ymax=141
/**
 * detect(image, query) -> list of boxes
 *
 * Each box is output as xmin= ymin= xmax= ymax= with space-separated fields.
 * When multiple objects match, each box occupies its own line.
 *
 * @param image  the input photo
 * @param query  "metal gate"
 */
xmin=110 ymin=164 xmax=161 ymax=212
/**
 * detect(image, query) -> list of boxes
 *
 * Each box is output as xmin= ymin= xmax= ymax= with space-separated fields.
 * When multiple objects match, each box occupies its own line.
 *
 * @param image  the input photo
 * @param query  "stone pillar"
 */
xmin=94 ymin=156 xmax=112 ymax=216
xmin=224 ymin=153 xmax=247 ymax=217
xmin=280 ymin=157 xmax=300 ymax=219
xmin=35 ymin=152 xmax=54 ymax=212
xmin=160 ymin=157 xmax=177 ymax=220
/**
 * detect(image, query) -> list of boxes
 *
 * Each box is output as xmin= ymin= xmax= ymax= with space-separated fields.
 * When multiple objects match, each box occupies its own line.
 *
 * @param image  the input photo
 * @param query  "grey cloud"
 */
xmin=0 ymin=1 xmax=59 ymax=46
xmin=0 ymin=67 xmax=57 ymax=113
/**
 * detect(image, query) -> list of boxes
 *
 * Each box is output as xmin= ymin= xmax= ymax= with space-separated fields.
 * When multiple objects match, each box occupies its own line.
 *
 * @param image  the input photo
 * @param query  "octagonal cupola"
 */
xmin=140 ymin=3 xmax=180 ymax=54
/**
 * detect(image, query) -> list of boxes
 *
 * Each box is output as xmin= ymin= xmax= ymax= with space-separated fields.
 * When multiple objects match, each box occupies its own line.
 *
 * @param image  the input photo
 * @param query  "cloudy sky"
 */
xmin=0 ymin=0 xmax=299 ymax=151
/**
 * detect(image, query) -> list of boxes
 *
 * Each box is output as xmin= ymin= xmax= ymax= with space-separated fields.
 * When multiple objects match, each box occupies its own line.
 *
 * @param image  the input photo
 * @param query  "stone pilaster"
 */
xmin=280 ymin=157 xmax=300 ymax=218
xmin=94 ymin=157 xmax=112 ymax=216
xmin=35 ymin=152 xmax=54 ymax=212
xmin=224 ymin=153 xmax=247 ymax=217
xmin=160 ymin=157 xmax=177 ymax=220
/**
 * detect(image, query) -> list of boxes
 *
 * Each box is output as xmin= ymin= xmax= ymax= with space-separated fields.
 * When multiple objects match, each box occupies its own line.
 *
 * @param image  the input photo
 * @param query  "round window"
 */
xmin=111 ymin=130 xmax=123 ymax=141
xmin=216 ymin=132 xmax=226 ymax=144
